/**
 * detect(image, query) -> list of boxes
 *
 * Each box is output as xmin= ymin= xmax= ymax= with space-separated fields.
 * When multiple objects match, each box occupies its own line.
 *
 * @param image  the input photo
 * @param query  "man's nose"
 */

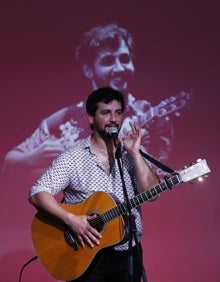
xmin=112 ymin=58 xmax=124 ymax=72
xmin=110 ymin=112 xmax=117 ymax=121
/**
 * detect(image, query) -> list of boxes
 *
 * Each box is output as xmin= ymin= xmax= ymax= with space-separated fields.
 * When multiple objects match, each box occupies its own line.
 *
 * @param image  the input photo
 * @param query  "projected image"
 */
xmin=2 ymin=23 xmax=192 ymax=181
xmin=1 ymin=2 xmax=218 ymax=281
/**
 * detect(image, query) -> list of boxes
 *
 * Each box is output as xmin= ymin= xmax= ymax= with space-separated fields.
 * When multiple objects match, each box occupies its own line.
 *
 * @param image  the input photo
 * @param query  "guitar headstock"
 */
xmin=178 ymin=159 xmax=211 ymax=183
xmin=155 ymin=91 xmax=193 ymax=118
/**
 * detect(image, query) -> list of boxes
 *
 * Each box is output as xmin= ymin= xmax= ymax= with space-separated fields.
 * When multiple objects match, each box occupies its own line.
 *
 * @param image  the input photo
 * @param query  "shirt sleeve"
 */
xmin=29 ymin=150 xmax=72 ymax=197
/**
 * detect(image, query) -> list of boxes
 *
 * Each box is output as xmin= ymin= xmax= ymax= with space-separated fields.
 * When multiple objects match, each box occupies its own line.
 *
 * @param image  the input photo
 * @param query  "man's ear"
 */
xmin=82 ymin=64 xmax=93 ymax=79
xmin=87 ymin=113 xmax=94 ymax=125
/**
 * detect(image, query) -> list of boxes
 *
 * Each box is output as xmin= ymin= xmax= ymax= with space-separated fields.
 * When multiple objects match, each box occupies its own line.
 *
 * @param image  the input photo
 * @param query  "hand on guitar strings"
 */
xmin=66 ymin=213 xmax=102 ymax=248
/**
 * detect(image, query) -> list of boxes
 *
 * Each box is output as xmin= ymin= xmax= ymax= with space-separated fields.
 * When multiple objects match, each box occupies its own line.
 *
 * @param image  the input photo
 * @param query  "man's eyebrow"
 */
xmin=100 ymin=108 xmax=122 ymax=112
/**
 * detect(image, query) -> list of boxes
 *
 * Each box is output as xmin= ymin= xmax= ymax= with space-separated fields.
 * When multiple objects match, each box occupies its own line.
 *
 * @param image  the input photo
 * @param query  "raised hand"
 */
xmin=122 ymin=121 xmax=141 ymax=155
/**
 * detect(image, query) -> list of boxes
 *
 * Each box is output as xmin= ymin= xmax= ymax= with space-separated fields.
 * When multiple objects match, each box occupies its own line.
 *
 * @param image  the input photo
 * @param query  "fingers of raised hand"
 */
xmin=129 ymin=122 xmax=140 ymax=136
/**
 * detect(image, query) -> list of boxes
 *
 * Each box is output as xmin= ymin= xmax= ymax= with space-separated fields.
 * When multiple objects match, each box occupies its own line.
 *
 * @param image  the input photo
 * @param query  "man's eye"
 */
xmin=119 ymin=54 xmax=131 ymax=64
xmin=116 ymin=111 xmax=123 ymax=116
xmin=100 ymin=56 xmax=114 ymax=66
xmin=102 ymin=111 xmax=110 ymax=115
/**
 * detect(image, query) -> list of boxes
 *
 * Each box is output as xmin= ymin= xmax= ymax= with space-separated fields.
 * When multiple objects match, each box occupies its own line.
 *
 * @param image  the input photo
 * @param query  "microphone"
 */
xmin=107 ymin=127 xmax=120 ymax=147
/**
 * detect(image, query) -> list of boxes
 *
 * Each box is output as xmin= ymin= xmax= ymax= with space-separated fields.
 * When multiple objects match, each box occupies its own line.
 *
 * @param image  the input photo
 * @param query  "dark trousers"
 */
xmin=68 ymin=244 xmax=143 ymax=282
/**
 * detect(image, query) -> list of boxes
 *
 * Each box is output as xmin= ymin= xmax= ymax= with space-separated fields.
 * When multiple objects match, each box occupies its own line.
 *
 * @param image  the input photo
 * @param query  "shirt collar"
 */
xmin=81 ymin=134 xmax=125 ymax=154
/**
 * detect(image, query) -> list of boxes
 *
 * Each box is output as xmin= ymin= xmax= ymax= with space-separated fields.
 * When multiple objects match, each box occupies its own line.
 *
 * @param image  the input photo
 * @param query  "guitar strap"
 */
xmin=139 ymin=149 xmax=178 ymax=175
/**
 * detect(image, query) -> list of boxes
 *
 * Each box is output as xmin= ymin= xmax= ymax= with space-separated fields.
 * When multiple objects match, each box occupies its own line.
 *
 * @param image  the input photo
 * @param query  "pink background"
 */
xmin=0 ymin=1 xmax=219 ymax=281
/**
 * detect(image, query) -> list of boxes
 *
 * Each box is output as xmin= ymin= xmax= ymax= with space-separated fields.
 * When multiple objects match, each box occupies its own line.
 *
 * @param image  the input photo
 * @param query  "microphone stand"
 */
xmin=114 ymin=143 xmax=147 ymax=282
xmin=114 ymin=144 xmax=177 ymax=282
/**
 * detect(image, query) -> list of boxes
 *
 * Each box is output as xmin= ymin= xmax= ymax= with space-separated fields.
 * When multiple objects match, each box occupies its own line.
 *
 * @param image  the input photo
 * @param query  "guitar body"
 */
xmin=31 ymin=191 xmax=125 ymax=281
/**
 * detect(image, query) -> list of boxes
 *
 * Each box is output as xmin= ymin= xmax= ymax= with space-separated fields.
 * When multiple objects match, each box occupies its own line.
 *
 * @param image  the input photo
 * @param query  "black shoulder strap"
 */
xmin=139 ymin=149 xmax=178 ymax=175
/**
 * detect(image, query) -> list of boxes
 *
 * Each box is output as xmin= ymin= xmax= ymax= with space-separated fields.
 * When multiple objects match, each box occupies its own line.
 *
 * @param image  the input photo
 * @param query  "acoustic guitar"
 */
xmin=31 ymin=159 xmax=210 ymax=281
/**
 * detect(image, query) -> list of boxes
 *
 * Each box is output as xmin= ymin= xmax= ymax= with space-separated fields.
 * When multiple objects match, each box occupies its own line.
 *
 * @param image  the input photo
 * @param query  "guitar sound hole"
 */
xmin=89 ymin=213 xmax=105 ymax=233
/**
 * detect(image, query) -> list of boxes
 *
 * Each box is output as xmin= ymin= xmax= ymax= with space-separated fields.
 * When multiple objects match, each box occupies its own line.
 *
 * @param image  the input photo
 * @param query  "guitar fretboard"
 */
xmin=100 ymin=174 xmax=181 ymax=224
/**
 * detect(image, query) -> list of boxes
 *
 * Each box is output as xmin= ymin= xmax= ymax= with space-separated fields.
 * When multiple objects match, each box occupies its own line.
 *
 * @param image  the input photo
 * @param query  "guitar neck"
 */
xmin=141 ymin=91 xmax=192 ymax=123
xmin=101 ymin=174 xmax=181 ymax=223
xmin=89 ymin=159 xmax=210 ymax=227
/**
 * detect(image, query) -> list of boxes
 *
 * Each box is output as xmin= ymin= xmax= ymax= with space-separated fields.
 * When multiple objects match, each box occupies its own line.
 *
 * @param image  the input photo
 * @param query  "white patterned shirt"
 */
xmin=29 ymin=135 xmax=150 ymax=251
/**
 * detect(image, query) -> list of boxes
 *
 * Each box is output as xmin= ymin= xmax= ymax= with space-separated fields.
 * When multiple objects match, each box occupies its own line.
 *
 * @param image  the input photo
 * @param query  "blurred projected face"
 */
xmin=88 ymin=39 xmax=135 ymax=94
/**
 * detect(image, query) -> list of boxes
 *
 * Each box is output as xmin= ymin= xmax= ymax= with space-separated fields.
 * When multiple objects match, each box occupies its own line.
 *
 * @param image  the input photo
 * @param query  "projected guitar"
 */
xmin=31 ymin=159 xmax=210 ymax=281
xmin=150 ymin=91 xmax=192 ymax=120
xmin=120 ymin=91 xmax=192 ymax=137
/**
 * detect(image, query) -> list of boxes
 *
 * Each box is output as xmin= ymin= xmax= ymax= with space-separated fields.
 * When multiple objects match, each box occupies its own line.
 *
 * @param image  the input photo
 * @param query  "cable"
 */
xmin=19 ymin=195 xmax=64 ymax=281
xmin=18 ymin=255 xmax=38 ymax=282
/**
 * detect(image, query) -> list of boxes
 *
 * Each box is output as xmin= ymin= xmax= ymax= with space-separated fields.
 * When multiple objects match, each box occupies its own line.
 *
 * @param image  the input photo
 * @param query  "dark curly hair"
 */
xmin=75 ymin=23 xmax=134 ymax=66
xmin=86 ymin=87 xmax=125 ymax=117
